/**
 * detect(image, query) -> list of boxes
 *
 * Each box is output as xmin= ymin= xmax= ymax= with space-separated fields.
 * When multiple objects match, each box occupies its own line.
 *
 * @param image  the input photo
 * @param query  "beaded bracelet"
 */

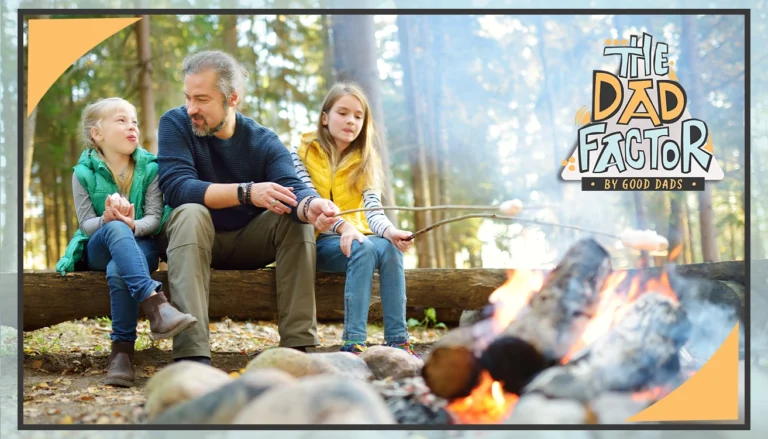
xmin=302 ymin=195 xmax=318 ymax=223
xmin=245 ymin=182 xmax=254 ymax=206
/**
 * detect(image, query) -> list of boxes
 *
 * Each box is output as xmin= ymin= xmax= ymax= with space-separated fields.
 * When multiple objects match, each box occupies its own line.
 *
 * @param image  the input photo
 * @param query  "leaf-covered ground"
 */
xmin=19 ymin=318 xmax=447 ymax=425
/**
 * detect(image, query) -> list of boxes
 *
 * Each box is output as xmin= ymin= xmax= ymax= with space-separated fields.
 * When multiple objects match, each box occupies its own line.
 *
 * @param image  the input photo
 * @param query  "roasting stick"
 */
xmin=332 ymin=199 xmax=669 ymax=252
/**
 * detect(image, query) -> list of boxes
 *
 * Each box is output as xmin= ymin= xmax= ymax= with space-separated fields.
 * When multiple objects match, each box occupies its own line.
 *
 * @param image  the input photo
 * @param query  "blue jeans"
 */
xmin=316 ymin=234 xmax=408 ymax=344
xmin=85 ymin=221 xmax=162 ymax=343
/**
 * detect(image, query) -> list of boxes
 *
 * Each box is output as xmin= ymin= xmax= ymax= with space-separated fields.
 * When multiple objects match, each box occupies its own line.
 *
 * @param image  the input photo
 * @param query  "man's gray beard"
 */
xmin=191 ymin=116 xmax=227 ymax=137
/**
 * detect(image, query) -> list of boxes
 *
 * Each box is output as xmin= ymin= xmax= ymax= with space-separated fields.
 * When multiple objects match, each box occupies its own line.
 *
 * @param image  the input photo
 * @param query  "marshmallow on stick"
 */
xmin=499 ymin=199 xmax=524 ymax=216
xmin=619 ymin=229 xmax=669 ymax=252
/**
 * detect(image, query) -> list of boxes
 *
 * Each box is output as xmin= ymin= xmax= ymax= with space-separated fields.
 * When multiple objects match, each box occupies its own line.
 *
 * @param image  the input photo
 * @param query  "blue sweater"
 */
xmin=157 ymin=106 xmax=318 ymax=231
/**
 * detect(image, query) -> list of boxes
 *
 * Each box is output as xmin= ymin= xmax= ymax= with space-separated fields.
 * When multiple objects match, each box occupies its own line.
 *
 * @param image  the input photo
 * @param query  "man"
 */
xmin=157 ymin=50 xmax=339 ymax=365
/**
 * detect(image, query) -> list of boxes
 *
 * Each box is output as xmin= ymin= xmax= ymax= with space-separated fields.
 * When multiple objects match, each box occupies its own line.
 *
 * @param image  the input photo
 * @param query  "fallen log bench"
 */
xmin=16 ymin=260 xmax=750 ymax=332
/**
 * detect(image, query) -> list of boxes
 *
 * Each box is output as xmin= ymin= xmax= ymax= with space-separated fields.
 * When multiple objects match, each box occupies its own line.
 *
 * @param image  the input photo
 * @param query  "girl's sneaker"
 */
xmin=340 ymin=341 xmax=367 ymax=355
xmin=386 ymin=341 xmax=422 ymax=359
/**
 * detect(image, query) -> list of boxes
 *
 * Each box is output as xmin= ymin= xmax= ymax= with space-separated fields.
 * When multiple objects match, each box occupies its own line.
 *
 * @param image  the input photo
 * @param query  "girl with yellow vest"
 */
xmin=291 ymin=82 xmax=419 ymax=358
xmin=57 ymin=98 xmax=197 ymax=387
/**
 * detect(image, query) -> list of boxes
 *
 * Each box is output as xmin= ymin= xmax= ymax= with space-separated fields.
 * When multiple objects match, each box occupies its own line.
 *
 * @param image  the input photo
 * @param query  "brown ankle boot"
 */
xmin=105 ymin=341 xmax=135 ymax=387
xmin=140 ymin=292 xmax=197 ymax=341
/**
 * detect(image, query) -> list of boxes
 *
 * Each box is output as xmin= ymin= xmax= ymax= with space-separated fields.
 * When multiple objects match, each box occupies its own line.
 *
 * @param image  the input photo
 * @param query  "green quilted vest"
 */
xmin=55 ymin=147 xmax=172 ymax=275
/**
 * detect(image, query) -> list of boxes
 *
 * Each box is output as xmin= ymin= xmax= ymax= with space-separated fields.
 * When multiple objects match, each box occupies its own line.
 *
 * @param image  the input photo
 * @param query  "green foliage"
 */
xmin=407 ymin=307 xmax=448 ymax=330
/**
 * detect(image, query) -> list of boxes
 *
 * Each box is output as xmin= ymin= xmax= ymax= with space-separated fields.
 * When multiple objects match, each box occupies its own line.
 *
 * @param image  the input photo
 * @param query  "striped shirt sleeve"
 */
xmin=363 ymin=189 xmax=395 ymax=238
xmin=291 ymin=145 xmax=345 ymax=232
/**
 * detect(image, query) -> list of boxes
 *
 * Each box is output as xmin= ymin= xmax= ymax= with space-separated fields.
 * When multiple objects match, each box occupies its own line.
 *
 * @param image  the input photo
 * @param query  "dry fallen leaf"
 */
xmin=30 ymin=360 xmax=43 ymax=369
xmin=46 ymin=408 xmax=61 ymax=415
xmin=79 ymin=395 xmax=94 ymax=401
xmin=59 ymin=415 xmax=74 ymax=424
xmin=35 ymin=382 xmax=49 ymax=389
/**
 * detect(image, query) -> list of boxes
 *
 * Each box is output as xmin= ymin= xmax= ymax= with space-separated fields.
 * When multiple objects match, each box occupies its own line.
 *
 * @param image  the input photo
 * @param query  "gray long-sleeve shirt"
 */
xmin=73 ymin=173 xmax=163 ymax=237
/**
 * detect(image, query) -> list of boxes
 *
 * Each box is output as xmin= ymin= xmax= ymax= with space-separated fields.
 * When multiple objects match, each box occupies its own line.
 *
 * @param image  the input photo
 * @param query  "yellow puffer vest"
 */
xmin=297 ymin=133 xmax=373 ymax=235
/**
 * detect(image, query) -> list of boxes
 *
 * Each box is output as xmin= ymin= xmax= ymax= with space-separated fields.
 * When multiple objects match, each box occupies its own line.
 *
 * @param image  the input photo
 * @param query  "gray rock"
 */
xmin=245 ymin=347 xmax=337 ymax=378
xmin=360 ymin=345 xmax=423 ymax=380
xmin=504 ymin=393 xmax=590 ymax=424
xmin=144 ymin=361 xmax=232 ymax=420
xmin=150 ymin=368 xmax=296 ymax=424
xmin=588 ymin=392 xmax=653 ymax=424
xmin=311 ymin=351 xmax=375 ymax=381
xmin=232 ymin=375 xmax=396 ymax=424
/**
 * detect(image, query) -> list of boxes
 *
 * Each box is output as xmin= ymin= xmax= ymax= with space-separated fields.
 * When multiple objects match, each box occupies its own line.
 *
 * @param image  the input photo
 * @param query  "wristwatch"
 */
xmin=237 ymin=183 xmax=245 ymax=205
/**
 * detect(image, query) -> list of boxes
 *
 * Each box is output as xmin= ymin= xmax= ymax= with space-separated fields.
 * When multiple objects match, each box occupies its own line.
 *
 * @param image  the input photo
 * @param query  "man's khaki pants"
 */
xmin=158 ymin=203 xmax=319 ymax=360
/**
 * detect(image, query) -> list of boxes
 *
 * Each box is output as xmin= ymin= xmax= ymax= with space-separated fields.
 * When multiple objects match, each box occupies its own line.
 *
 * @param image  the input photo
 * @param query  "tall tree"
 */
xmin=135 ymin=15 xmax=157 ymax=154
xmin=396 ymin=14 xmax=436 ymax=267
xmin=682 ymin=15 xmax=720 ymax=263
xmin=331 ymin=15 xmax=395 ymax=215
xmin=0 ymin=0 xmax=18 ymax=272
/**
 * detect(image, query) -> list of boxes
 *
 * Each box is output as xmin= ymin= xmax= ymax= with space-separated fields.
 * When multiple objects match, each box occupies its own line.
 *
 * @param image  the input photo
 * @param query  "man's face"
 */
xmin=184 ymin=69 xmax=230 ymax=137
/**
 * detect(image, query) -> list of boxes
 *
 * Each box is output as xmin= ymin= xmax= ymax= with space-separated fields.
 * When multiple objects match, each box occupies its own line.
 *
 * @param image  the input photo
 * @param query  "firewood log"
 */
xmin=522 ymin=293 xmax=691 ymax=402
xmin=420 ymin=325 xmax=484 ymax=399
xmin=423 ymin=239 xmax=612 ymax=398
xmin=483 ymin=238 xmax=612 ymax=392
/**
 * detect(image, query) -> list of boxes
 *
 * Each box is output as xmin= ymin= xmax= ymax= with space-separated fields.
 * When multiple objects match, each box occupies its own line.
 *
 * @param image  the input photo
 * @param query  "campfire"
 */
xmin=421 ymin=238 xmax=701 ymax=424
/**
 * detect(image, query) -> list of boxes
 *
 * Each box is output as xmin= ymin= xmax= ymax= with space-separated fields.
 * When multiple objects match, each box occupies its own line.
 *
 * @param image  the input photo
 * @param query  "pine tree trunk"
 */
xmin=0 ymin=0 xmax=17 ymax=272
xmin=682 ymin=16 xmax=720 ymax=263
xmin=633 ymin=192 xmax=651 ymax=267
xmin=135 ymin=15 xmax=157 ymax=154
xmin=331 ymin=15 xmax=396 ymax=220
xmin=397 ymin=15 xmax=436 ymax=267
xmin=682 ymin=197 xmax=695 ymax=264
xmin=668 ymin=194 xmax=684 ymax=264
xmin=41 ymin=169 xmax=52 ymax=269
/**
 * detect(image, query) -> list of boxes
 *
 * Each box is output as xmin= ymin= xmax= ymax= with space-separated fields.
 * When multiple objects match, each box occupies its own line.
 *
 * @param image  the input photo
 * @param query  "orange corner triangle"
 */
xmin=626 ymin=322 xmax=740 ymax=422
xmin=27 ymin=17 xmax=142 ymax=117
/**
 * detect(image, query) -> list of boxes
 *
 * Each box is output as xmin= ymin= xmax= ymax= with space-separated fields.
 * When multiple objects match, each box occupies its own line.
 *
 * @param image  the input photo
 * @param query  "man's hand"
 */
xmin=306 ymin=198 xmax=340 ymax=232
xmin=250 ymin=182 xmax=298 ymax=215
xmin=338 ymin=223 xmax=366 ymax=258
xmin=384 ymin=227 xmax=414 ymax=253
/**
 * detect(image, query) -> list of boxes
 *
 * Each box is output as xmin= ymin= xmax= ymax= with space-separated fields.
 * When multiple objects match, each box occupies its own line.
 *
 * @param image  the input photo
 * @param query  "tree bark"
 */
xmin=0 ymin=0 xmax=17 ymax=272
xmin=52 ymin=167 xmax=62 ymax=259
xmin=397 ymin=15 xmax=436 ymax=267
xmin=135 ymin=15 xmax=157 ymax=155
xmin=331 ymin=15 xmax=396 ymax=219
xmin=221 ymin=15 xmax=238 ymax=54
xmin=668 ymin=194 xmax=684 ymax=264
xmin=682 ymin=16 xmax=719 ymax=263
xmin=682 ymin=197 xmax=695 ymax=264
xmin=633 ymin=192 xmax=652 ymax=267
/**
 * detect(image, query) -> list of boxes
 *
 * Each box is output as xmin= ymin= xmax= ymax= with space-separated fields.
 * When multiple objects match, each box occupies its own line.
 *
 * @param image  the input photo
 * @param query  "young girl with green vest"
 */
xmin=56 ymin=98 xmax=197 ymax=387
xmin=291 ymin=82 xmax=419 ymax=358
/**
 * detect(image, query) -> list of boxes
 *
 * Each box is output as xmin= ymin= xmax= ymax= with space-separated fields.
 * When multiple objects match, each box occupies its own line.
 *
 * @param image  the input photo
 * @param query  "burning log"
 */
xmin=522 ymin=292 xmax=691 ymax=402
xmin=420 ymin=325 xmax=483 ymax=399
xmin=422 ymin=238 xmax=612 ymax=399
xmin=482 ymin=238 xmax=613 ymax=393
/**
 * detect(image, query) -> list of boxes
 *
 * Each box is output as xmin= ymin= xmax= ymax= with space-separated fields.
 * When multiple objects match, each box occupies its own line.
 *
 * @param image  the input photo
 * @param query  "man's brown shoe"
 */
xmin=105 ymin=341 xmax=135 ymax=387
xmin=140 ymin=292 xmax=197 ymax=341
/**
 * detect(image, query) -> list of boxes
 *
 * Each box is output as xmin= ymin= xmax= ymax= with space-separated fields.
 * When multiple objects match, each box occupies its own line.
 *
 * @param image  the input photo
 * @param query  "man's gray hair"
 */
xmin=182 ymin=50 xmax=249 ymax=105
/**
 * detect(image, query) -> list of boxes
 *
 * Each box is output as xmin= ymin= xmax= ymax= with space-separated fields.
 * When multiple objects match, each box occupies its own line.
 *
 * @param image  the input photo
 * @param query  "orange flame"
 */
xmin=668 ymin=244 xmax=683 ymax=262
xmin=446 ymin=370 xmax=519 ymax=424
xmin=644 ymin=271 xmax=678 ymax=304
xmin=561 ymin=271 xmax=679 ymax=365
xmin=631 ymin=385 xmax=671 ymax=403
xmin=488 ymin=269 xmax=545 ymax=332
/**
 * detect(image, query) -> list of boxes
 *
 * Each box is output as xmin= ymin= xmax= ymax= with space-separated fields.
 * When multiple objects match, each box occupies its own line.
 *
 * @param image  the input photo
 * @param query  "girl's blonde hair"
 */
xmin=80 ymin=97 xmax=137 ymax=195
xmin=310 ymin=81 xmax=382 ymax=193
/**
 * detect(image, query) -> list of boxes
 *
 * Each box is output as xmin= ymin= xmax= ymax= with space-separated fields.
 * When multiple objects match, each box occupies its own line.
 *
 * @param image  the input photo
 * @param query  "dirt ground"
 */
xmin=19 ymin=318 xmax=443 ymax=425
